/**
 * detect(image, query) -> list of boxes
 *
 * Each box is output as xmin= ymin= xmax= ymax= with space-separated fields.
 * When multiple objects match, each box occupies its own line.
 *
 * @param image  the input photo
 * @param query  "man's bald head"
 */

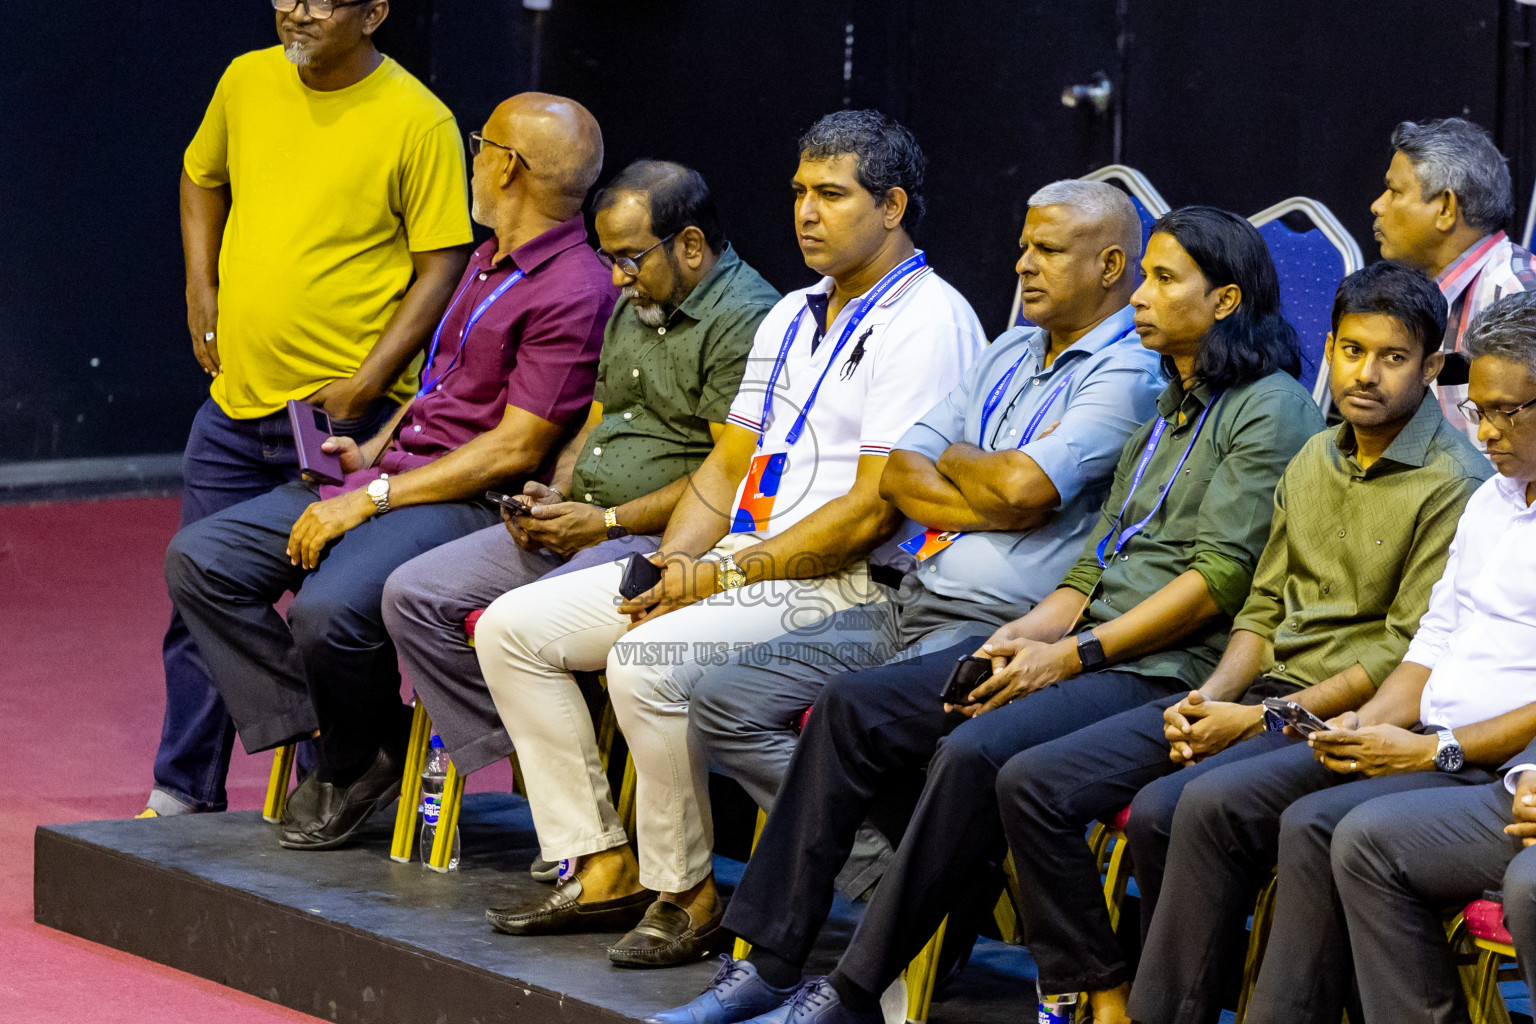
xmin=484 ymin=93 xmax=604 ymax=219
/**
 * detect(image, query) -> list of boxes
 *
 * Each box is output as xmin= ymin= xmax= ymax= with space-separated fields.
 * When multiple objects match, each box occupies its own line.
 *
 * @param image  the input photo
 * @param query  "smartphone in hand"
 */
xmin=486 ymin=491 xmax=533 ymax=517
xmin=287 ymin=399 xmax=344 ymax=485
xmin=942 ymin=655 xmax=994 ymax=706
xmin=618 ymin=551 xmax=665 ymax=601
xmin=1261 ymin=697 xmax=1330 ymax=736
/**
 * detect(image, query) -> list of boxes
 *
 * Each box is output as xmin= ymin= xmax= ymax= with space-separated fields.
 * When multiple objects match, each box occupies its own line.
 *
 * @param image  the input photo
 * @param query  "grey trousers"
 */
xmin=690 ymin=573 xmax=1030 ymax=899
xmin=1332 ymin=778 xmax=1536 ymax=1024
xmin=381 ymin=524 xmax=658 ymax=774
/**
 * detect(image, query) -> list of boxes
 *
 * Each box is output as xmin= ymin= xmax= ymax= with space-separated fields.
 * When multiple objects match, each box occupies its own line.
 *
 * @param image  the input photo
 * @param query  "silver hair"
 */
xmin=1464 ymin=291 xmax=1536 ymax=380
xmin=1391 ymin=118 xmax=1514 ymax=232
xmin=1026 ymin=179 xmax=1143 ymax=262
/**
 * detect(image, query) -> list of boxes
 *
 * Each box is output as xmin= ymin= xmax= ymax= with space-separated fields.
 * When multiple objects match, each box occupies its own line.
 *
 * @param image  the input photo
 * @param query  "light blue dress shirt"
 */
xmin=894 ymin=304 xmax=1163 ymax=607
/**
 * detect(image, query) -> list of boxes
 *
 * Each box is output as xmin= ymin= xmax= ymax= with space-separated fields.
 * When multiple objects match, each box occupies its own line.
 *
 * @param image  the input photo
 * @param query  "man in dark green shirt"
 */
xmin=998 ymin=261 xmax=1489 ymax=1024
xmin=382 ymin=161 xmax=778 ymax=807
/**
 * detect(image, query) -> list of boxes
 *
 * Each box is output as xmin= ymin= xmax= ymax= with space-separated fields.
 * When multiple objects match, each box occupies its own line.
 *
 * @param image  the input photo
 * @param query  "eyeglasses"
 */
xmin=468 ymin=131 xmax=532 ymax=170
xmin=272 ymin=0 xmax=373 ymax=21
xmin=1456 ymin=394 xmax=1536 ymax=430
xmin=596 ymin=234 xmax=678 ymax=277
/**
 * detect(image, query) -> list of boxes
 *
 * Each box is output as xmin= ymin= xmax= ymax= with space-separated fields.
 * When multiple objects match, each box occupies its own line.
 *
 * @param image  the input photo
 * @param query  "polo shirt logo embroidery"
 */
xmin=839 ymin=326 xmax=875 ymax=380
xmin=732 ymin=452 xmax=787 ymax=533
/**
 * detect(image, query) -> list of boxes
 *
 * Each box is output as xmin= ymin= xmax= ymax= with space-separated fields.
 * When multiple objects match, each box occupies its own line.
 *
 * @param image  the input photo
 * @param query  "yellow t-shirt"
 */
xmin=184 ymin=48 xmax=474 ymax=418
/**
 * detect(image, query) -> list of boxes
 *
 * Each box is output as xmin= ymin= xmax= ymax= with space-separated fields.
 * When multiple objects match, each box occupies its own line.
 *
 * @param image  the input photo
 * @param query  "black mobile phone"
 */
xmin=941 ymin=655 xmax=994 ymax=706
xmin=486 ymin=491 xmax=533 ymax=517
xmin=1261 ymin=697 xmax=1329 ymax=736
xmin=618 ymin=551 xmax=665 ymax=601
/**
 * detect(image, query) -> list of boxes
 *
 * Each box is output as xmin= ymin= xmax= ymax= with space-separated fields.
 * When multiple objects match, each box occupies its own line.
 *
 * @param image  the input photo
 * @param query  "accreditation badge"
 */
xmin=898 ymin=529 xmax=962 ymax=561
xmin=732 ymin=452 xmax=788 ymax=533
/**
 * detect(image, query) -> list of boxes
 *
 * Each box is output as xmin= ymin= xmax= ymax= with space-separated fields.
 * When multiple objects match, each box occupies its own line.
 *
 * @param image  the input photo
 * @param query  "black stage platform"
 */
xmin=34 ymin=792 xmax=1040 ymax=1024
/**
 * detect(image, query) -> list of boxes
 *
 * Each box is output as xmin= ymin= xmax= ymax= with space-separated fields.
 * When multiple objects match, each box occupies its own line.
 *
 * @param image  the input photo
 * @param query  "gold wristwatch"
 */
xmin=717 ymin=553 xmax=748 ymax=590
xmin=604 ymin=506 xmax=628 ymax=539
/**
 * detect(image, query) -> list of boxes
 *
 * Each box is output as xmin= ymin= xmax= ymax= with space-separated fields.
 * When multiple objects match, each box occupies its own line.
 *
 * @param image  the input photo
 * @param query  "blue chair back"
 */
xmin=1249 ymin=198 xmax=1363 ymax=412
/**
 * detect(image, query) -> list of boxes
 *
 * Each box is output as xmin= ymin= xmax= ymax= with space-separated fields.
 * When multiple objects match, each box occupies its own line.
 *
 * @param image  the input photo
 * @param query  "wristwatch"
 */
xmin=1433 ymin=728 xmax=1465 ymax=773
xmin=717 ymin=553 xmax=748 ymax=590
xmin=365 ymin=474 xmax=391 ymax=516
xmin=604 ymin=506 xmax=629 ymax=540
xmin=1076 ymin=630 xmax=1107 ymax=672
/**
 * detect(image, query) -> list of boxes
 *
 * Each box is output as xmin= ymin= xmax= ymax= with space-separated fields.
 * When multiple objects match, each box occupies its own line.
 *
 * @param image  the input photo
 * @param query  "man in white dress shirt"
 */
xmin=1127 ymin=291 xmax=1536 ymax=1024
xmin=468 ymin=109 xmax=985 ymax=968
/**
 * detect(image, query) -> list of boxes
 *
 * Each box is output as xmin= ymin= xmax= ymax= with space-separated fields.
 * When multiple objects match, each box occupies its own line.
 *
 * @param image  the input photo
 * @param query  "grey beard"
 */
xmin=284 ymin=41 xmax=314 ymax=66
xmin=625 ymin=286 xmax=671 ymax=328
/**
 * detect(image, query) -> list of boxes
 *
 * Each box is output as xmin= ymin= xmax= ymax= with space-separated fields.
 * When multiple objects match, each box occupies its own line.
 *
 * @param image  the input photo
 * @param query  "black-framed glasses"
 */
xmin=468 ymin=131 xmax=532 ymax=170
xmin=272 ymin=0 xmax=373 ymax=21
xmin=1456 ymin=394 xmax=1536 ymax=430
xmin=596 ymin=234 xmax=678 ymax=277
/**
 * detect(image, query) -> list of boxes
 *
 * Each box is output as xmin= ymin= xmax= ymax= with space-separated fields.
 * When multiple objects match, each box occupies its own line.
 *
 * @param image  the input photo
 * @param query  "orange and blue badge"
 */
xmin=899 ymin=529 xmax=961 ymax=561
xmin=732 ymin=452 xmax=787 ymax=533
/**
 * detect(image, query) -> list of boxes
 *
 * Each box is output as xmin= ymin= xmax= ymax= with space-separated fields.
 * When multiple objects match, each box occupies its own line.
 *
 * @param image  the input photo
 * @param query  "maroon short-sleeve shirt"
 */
xmin=325 ymin=216 xmax=616 ymax=497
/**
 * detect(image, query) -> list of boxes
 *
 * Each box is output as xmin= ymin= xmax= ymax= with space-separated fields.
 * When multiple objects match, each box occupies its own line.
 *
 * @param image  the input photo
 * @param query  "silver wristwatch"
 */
xmin=365 ymin=474 xmax=391 ymax=516
xmin=717 ymin=553 xmax=748 ymax=590
xmin=1433 ymin=727 xmax=1465 ymax=773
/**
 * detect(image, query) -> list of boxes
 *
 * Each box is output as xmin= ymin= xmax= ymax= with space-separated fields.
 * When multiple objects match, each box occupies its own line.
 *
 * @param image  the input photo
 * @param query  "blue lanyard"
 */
xmin=1095 ymin=394 xmax=1222 ymax=568
xmin=758 ymin=251 xmax=928 ymax=448
xmin=418 ymin=267 xmax=526 ymax=396
xmin=978 ymin=322 xmax=1136 ymax=448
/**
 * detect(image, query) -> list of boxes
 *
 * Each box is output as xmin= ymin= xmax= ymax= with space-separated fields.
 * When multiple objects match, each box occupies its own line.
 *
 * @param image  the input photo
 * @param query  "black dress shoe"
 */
xmin=278 ymin=771 xmax=324 ymax=833
xmin=278 ymin=747 xmax=403 ymax=851
xmin=486 ymin=876 xmax=656 ymax=935
xmin=608 ymin=898 xmax=726 ymax=968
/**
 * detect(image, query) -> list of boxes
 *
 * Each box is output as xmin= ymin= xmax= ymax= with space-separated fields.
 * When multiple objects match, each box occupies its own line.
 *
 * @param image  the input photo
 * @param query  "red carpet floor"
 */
xmin=0 ymin=495 xmax=511 ymax=1022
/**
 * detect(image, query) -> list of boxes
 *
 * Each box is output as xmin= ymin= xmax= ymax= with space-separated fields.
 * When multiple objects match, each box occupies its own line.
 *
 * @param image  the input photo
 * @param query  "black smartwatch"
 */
xmin=1076 ymin=630 xmax=1107 ymax=672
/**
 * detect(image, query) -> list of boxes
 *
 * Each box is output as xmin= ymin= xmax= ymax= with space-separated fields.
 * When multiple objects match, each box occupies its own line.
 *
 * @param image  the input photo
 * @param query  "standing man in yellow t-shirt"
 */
xmin=145 ymin=0 xmax=474 ymax=818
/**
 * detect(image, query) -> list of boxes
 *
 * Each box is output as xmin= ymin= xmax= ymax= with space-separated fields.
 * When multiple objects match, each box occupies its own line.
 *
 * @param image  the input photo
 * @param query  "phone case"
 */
xmin=942 ymin=656 xmax=993 ymax=705
xmin=286 ymin=399 xmax=344 ymax=484
xmin=618 ymin=552 xmax=664 ymax=601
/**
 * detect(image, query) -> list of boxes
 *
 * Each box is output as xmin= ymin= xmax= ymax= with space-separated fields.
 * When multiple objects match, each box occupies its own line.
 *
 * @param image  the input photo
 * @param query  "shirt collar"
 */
xmin=804 ymin=250 xmax=930 ymax=309
xmin=1493 ymin=471 xmax=1536 ymax=510
xmin=1437 ymin=232 xmax=1506 ymax=305
xmin=1155 ymin=364 xmax=1218 ymax=420
xmin=675 ymin=243 xmax=742 ymax=322
xmin=1017 ymin=303 xmax=1136 ymax=373
xmin=479 ymin=214 xmax=591 ymax=274
xmin=1333 ymin=392 xmax=1446 ymax=472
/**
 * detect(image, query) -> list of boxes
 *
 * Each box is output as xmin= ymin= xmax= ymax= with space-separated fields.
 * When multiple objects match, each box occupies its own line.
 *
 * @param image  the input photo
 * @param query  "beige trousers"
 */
xmin=475 ymin=533 xmax=880 ymax=892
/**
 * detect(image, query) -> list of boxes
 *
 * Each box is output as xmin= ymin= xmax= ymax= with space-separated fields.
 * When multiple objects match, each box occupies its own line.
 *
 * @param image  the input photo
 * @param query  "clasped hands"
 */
xmin=1506 ymin=773 xmax=1536 ymax=849
xmin=947 ymin=630 xmax=1081 ymax=718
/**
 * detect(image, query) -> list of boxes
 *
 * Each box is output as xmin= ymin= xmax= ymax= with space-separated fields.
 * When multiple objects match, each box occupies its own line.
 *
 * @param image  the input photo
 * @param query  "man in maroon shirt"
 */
xmin=163 ymin=93 xmax=616 ymax=850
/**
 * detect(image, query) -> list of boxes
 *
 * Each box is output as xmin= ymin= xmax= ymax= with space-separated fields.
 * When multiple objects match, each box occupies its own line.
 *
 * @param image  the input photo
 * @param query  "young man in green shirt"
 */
xmin=997 ymin=260 xmax=1489 ymax=1024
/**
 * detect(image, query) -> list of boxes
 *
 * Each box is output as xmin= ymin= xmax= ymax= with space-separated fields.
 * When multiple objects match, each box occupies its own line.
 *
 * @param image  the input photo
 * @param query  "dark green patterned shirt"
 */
xmin=1060 ymin=370 xmax=1324 ymax=687
xmin=569 ymin=245 xmax=779 ymax=507
xmin=1231 ymin=393 xmax=1491 ymax=688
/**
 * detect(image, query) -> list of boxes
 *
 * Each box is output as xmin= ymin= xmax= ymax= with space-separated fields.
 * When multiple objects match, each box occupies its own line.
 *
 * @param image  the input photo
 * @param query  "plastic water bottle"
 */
xmin=419 ymin=735 xmax=460 ymax=871
xmin=1037 ymin=981 xmax=1078 ymax=1024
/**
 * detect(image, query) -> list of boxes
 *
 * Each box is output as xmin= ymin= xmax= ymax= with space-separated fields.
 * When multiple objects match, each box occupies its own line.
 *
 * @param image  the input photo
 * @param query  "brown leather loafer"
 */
xmin=607 ymin=898 xmax=726 ymax=968
xmin=486 ymin=876 xmax=655 ymax=936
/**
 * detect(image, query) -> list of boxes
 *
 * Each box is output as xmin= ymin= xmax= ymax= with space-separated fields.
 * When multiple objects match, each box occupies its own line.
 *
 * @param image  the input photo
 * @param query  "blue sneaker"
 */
xmin=740 ymin=978 xmax=883 ymax=1024
xmin=642 ymin=956 xmax=799 ymax=1024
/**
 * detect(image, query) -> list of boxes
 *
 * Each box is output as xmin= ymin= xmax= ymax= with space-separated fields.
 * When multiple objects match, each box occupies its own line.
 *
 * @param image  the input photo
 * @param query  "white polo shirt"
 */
xmin=724 ymin=258 xmax=984 ymax=560
xmin=1407 ymin=471 xmax=1536 ymax=732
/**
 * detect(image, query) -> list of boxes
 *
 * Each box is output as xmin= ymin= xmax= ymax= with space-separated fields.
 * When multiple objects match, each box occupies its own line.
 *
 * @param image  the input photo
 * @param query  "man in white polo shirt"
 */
xmin=470 ymin=109 xmax=984 ymax=967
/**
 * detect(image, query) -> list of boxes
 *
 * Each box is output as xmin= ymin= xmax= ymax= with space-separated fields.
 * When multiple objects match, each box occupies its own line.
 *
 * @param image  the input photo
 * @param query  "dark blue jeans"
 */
xmin=152 ymin=397 xmax=392 ymax=813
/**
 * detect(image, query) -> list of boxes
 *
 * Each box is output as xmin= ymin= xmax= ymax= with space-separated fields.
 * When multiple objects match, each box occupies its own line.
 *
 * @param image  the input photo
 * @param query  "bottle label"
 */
xmin=423 ymin=794 xmax=441 ymax=825
xmin=1038 ymin=1001 xmax=1074 ymax=1024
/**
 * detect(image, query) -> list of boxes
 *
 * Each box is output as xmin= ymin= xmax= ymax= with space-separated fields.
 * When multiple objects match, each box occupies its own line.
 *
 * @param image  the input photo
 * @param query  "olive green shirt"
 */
xmin=1231 ymin=393 xmax=1491 ymax=688
xmin=569 ymin=245 xmax=779 ymax=507
xmin=1060 ymin=370 xmax=1324 ymax=686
